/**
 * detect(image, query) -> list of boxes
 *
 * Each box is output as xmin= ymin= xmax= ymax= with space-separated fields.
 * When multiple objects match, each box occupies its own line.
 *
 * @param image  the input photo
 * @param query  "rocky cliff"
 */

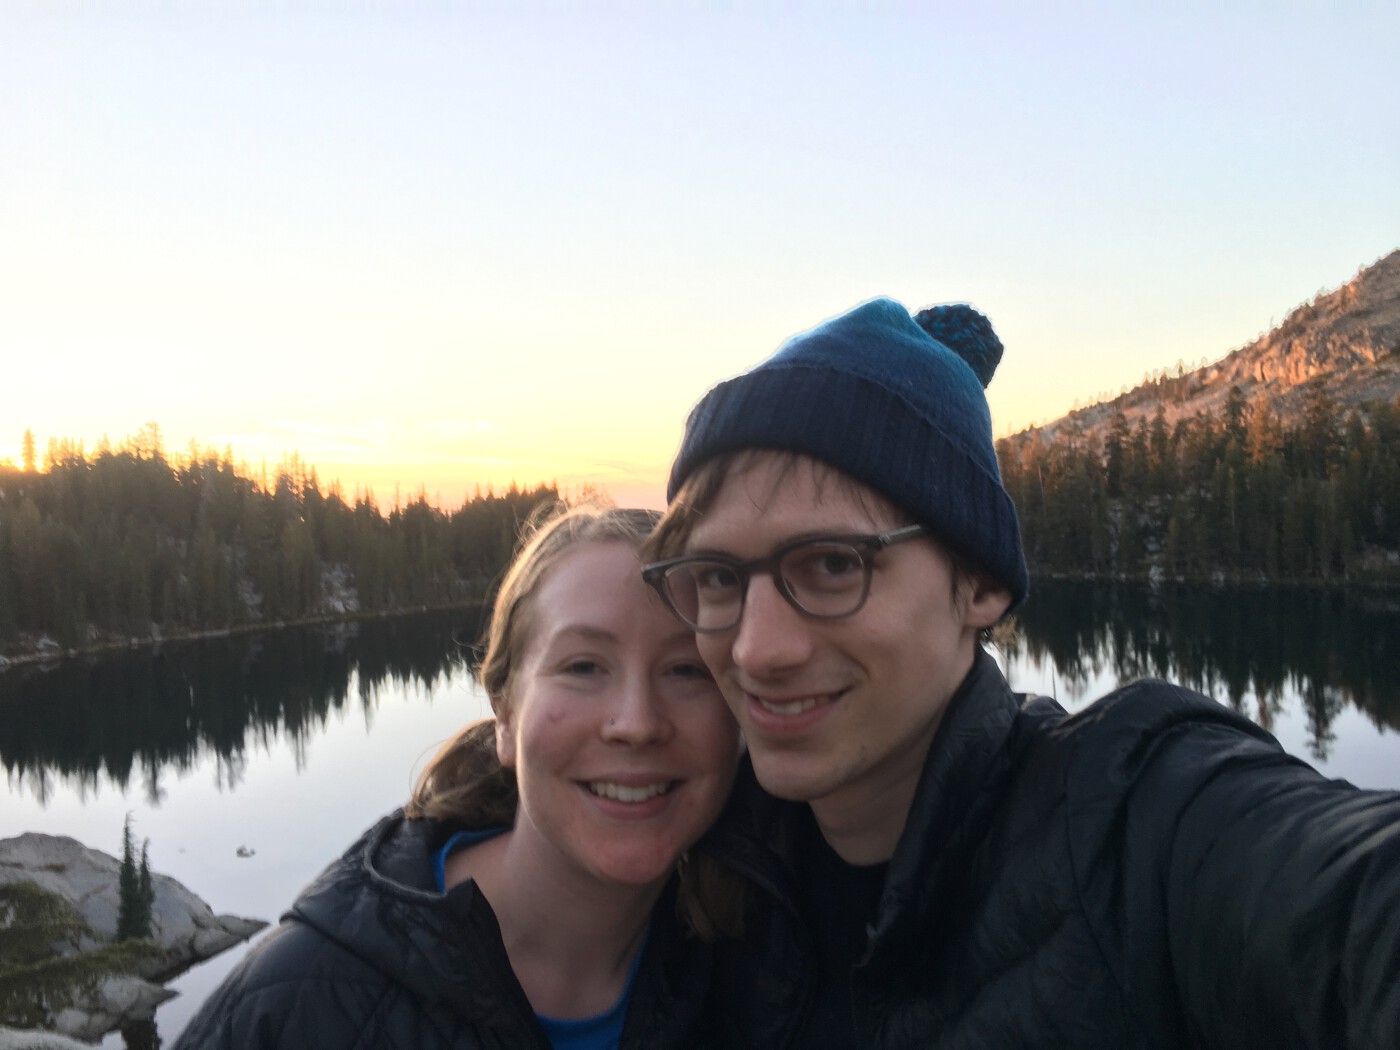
xmin=1026 ymin=248 xmax=1400 ymax=443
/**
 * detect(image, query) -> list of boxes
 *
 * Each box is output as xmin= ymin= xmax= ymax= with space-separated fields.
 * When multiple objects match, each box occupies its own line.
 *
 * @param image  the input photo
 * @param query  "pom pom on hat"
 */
xmin=913 ymin=304 xmax=1003 ymax=389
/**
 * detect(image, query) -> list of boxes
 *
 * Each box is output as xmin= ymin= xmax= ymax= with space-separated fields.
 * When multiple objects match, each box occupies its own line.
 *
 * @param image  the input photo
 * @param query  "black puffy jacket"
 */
xmin=700 ymin=649 xmax=1400 ymax=1049
xmin=172 ymin=813 xmax=720 ymax=1049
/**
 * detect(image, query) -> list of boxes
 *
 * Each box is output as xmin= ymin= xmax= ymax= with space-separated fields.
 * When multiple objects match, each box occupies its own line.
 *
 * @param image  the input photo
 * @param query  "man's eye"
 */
xmin=815 ymin=552 xmax=861 ymax=576
xmin=792 ymin=547 xmax=861 ymax=578
xmin=695 ymin=564 xmax=741 ymax=592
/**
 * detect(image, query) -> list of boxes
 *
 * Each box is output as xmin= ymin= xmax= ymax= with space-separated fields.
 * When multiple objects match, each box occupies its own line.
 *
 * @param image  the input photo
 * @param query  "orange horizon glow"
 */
xmin=0 ymin=429 xmax=673 ymax=513
xmin=7 ymin=11 xmax=1395 ymax=523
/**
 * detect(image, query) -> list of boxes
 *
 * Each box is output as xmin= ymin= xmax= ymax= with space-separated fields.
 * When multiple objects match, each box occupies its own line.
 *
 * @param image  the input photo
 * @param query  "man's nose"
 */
xmin=730 ymin=572 xmax=814 ymax=676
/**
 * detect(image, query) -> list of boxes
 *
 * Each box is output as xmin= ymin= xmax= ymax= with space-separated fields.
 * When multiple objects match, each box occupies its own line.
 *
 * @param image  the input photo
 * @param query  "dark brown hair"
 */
xmin=645 ymin=450 xmax=999 ymax=639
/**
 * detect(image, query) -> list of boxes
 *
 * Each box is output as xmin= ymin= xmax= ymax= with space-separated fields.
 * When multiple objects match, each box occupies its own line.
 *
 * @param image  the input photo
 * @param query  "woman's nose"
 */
xmin=602 ymin=674 xmax=672 ymax=745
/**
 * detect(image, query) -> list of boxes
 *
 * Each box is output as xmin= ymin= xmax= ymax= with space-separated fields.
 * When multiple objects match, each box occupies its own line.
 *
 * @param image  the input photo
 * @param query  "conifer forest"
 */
xmin=0 ymin=430 xmax=558 ymax=653
xmin=997 ymin=383 xmax=1400 ymax=584
xmin=4 ymin=382 xmax=1400 ymax=660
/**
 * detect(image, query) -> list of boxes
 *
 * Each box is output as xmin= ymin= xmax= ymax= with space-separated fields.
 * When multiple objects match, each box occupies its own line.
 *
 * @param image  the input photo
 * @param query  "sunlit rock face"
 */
xmin=0 ymin=833 xmax=266 ymax=1043
xmin=1011 ymin=248 xmax=1400 ymax=447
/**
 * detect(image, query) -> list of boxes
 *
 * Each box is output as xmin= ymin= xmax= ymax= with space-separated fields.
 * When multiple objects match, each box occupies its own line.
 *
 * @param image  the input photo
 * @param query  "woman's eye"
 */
xmin=564 ymin=659 xmax=601 ymax=676
xmin=670 ymin=661 xmax=714 ymax=681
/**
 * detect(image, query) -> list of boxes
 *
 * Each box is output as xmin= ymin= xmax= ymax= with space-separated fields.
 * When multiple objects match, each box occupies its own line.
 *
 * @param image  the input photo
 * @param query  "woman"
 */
xmin=175 ymin=504 xmax=744 ymax=1049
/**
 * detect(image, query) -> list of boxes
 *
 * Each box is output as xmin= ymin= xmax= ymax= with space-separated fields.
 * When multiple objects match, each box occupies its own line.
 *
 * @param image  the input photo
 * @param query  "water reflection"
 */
xmin=1004 ymin=581 xmax=1400 ymax=760
xmin=5 ymin=589 xmax=1398 ymax=796
xmin=1 ymin=609 xmax=487 ymax=805
xmin=2 ymin=592 xmax=1398 ymax=1047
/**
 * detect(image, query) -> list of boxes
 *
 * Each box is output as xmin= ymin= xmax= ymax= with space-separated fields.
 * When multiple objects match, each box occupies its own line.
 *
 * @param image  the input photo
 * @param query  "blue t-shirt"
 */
xmin=434 ymin=829 xmax=646 ymax=1050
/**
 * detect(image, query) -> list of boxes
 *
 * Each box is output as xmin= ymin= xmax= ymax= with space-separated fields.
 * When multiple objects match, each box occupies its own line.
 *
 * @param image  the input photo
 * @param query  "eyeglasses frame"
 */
xmin=641 ymin=523 xmax=930 ymax=633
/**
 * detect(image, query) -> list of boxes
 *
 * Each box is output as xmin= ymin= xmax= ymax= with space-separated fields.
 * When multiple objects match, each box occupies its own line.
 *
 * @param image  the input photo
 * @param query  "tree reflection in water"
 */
xmin=1001 ymin=581 xmax=1400 ymax=761
xmin=4 ymin=589 xmax=1397 ymax=794
xmin=1 ymin=609 xmax=486 ymax=804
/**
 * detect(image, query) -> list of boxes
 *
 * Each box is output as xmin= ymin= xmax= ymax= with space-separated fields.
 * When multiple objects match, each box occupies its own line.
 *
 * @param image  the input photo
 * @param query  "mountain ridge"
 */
xmin=1019 ymin=248 xmax=1400 ymax=443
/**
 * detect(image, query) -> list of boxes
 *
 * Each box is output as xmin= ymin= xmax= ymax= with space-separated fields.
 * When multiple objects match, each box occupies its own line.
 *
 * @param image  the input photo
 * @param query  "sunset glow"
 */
xmin=3 ymin=5 xmax=1396 ymax=510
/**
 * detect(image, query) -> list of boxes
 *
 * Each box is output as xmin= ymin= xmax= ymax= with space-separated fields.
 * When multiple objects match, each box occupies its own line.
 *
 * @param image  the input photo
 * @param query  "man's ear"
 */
xmin=494 ymin=701 xmax=517 ymax=770
xmin=963 ymin=575 xmax=1013 ymax=631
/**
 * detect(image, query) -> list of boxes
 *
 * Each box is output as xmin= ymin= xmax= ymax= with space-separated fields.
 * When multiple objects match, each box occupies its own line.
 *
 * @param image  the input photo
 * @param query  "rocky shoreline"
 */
xmin=0 ymin=600 xmax=478 ymax=674
xmin=0 ymin=833 xmax=265 ymax=1044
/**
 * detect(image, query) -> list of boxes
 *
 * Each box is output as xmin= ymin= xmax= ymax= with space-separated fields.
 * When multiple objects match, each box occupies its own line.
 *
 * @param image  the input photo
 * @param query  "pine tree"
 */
xmin=137 ymin=838 xmax=155 ymax=937
xmin=1223 ymin=385 xmax=1248 ymax=450
xmin=1104 ymin=408 xmax=1129 ymax=498
xmin=116 ymin=813 xmax=141 ymax=940
xmin=116 ymin=815 xmax=156 ymax=940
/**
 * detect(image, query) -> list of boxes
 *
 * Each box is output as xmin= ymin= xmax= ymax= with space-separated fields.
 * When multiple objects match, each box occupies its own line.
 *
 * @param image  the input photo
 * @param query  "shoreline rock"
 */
xmin=0 ymin=833 xmax=266 ymax=1044
xmin=0 ymin=1027 xmax=96 ymax=1049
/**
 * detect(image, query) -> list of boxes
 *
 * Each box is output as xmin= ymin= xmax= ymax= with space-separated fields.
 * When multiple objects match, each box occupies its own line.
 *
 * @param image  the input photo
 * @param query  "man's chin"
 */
xmin=747 ymin=753 xmax=831 ymax=803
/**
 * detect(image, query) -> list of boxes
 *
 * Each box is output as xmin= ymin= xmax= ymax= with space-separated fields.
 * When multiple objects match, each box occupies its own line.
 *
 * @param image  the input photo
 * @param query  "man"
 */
xmin=642 ymin=298 xmax=1400 ymax=1048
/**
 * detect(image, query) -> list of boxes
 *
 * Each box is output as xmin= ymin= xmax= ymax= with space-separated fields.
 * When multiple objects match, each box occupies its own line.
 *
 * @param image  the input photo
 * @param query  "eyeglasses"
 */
xmin=642 ymin=524 xmax=929 ymax=633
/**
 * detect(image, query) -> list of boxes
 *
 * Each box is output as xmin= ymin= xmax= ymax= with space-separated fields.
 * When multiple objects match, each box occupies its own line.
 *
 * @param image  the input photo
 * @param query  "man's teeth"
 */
xmin=758 ymin=695 xmax=827 ymax=716
xmin=588 ymin=781 xmax=673 ymax=803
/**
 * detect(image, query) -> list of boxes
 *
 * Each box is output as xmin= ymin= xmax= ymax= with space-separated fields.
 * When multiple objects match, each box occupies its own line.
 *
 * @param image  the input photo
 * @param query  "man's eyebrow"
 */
xmin=686 ymin=528 xmax=879 ymax=555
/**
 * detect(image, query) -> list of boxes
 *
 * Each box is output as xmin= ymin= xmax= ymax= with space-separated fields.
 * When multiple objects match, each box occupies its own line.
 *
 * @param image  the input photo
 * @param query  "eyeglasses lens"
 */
xmin=663 ymin=562 xmax=741 ymax=631
xmin=779 ymin=542 xmax=868 ymax=615
xmin=663 ymin=540 xmax=871 ymax=631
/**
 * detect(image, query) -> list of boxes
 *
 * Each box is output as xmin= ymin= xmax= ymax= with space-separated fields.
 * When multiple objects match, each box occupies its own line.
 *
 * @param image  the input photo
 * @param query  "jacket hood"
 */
xmin=288 ymin=812 xmax=522 ymax=1022
xmin=286 ymin=811 xmax=720 ymax=1045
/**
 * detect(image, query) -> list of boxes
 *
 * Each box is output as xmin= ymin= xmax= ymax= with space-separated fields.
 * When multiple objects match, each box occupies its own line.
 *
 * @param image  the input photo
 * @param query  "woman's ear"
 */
xmin=494 ymin=702 xmax=517 ymax=770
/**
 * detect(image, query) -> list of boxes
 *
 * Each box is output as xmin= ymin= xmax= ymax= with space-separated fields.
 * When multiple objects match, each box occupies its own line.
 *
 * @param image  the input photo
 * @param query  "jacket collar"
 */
xmin=704 ymin=648 xmax=1028 ymax=950
xmin=290 ymin=810 xmax=713 ymax=1044
xmin=868 ymin=648 xmax=1024 ymax=952
xmin=290 ymin=811 xmax=528 ymax=1022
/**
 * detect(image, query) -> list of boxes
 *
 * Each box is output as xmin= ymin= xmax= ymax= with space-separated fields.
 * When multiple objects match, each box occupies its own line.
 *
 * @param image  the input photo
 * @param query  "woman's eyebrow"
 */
xmin=540 ymin=625 xmax=621 ymax=647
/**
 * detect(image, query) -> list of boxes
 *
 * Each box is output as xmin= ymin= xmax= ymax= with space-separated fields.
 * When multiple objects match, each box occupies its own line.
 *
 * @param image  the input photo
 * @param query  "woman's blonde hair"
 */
xmin=407 ymin=499 xmax=746 ymax=939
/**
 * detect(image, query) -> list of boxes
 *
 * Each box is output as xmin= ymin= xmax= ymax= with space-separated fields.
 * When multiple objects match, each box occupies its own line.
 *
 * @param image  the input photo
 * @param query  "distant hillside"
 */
xmin=996 ymin=249 xmax=1400 ymax=586
xmin=1026 ymin=248 xmax=1400 ymax=446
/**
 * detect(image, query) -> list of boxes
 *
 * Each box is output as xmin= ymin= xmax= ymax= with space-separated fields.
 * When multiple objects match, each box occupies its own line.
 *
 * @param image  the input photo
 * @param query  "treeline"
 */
xmin=998 ymin=382 xmax=1400 ymax=583
xmin=0 ymin=430 xmax=559 ymax=651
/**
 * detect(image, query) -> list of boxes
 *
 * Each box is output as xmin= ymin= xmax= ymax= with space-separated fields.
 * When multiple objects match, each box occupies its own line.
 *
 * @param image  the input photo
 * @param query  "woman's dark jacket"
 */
xmin=702 ymin=649 xmax=1400 ymax=1049
xmin=172 ymin=813 xmax=718 ymax=1049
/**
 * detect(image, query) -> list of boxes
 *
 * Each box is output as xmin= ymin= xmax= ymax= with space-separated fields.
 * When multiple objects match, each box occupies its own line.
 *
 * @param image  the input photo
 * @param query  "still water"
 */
xmin=2 ymin=584 xmax=1398 ymax=1046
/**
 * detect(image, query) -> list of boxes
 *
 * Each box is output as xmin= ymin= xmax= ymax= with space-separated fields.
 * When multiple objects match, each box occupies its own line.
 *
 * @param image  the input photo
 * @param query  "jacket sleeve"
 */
xmin=1077 ymin=681 xmax=1400 ymax=1050
xmin=170 ymin=922 xmax=403 ymax=1050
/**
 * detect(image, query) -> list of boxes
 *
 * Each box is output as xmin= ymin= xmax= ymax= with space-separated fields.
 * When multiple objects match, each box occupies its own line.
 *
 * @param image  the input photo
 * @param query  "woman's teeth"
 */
xmin=588 ymin=781 xmax=673 ymax=803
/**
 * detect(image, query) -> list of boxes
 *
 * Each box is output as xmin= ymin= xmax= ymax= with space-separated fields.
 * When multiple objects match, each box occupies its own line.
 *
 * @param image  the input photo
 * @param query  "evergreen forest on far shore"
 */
xmin=0 ymin=428 xmax=558 ymax=657
xmin=998 ymin=383 xmax=1400 ymax=585
xmin=4 ymin=383 xmax=1400 ymax=662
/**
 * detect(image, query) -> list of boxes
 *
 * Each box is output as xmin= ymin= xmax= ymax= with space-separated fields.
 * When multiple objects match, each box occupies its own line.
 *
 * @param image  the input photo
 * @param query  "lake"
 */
xmin=3 ymin=583 xmax=1398 ymax=1047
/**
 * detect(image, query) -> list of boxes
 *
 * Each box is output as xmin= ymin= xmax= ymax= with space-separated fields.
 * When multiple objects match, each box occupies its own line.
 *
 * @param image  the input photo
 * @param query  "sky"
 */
xmin=3 ymin=2 xmax=1398 ymax=510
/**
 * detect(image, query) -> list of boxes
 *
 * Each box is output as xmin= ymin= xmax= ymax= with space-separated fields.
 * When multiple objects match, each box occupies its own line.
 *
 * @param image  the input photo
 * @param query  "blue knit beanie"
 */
xmin=668 ymin=298 xmax=1029 ymax=609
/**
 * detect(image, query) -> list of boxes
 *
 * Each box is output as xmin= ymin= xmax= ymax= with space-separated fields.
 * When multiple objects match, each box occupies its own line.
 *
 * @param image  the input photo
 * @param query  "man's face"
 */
xmin=684 ymin=453 xmax=1010 ymax=857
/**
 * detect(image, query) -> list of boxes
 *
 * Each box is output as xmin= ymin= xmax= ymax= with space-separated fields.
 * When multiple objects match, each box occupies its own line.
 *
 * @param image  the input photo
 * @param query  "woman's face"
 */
xmin=496 ymin=539 xmax=740 ymax=889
